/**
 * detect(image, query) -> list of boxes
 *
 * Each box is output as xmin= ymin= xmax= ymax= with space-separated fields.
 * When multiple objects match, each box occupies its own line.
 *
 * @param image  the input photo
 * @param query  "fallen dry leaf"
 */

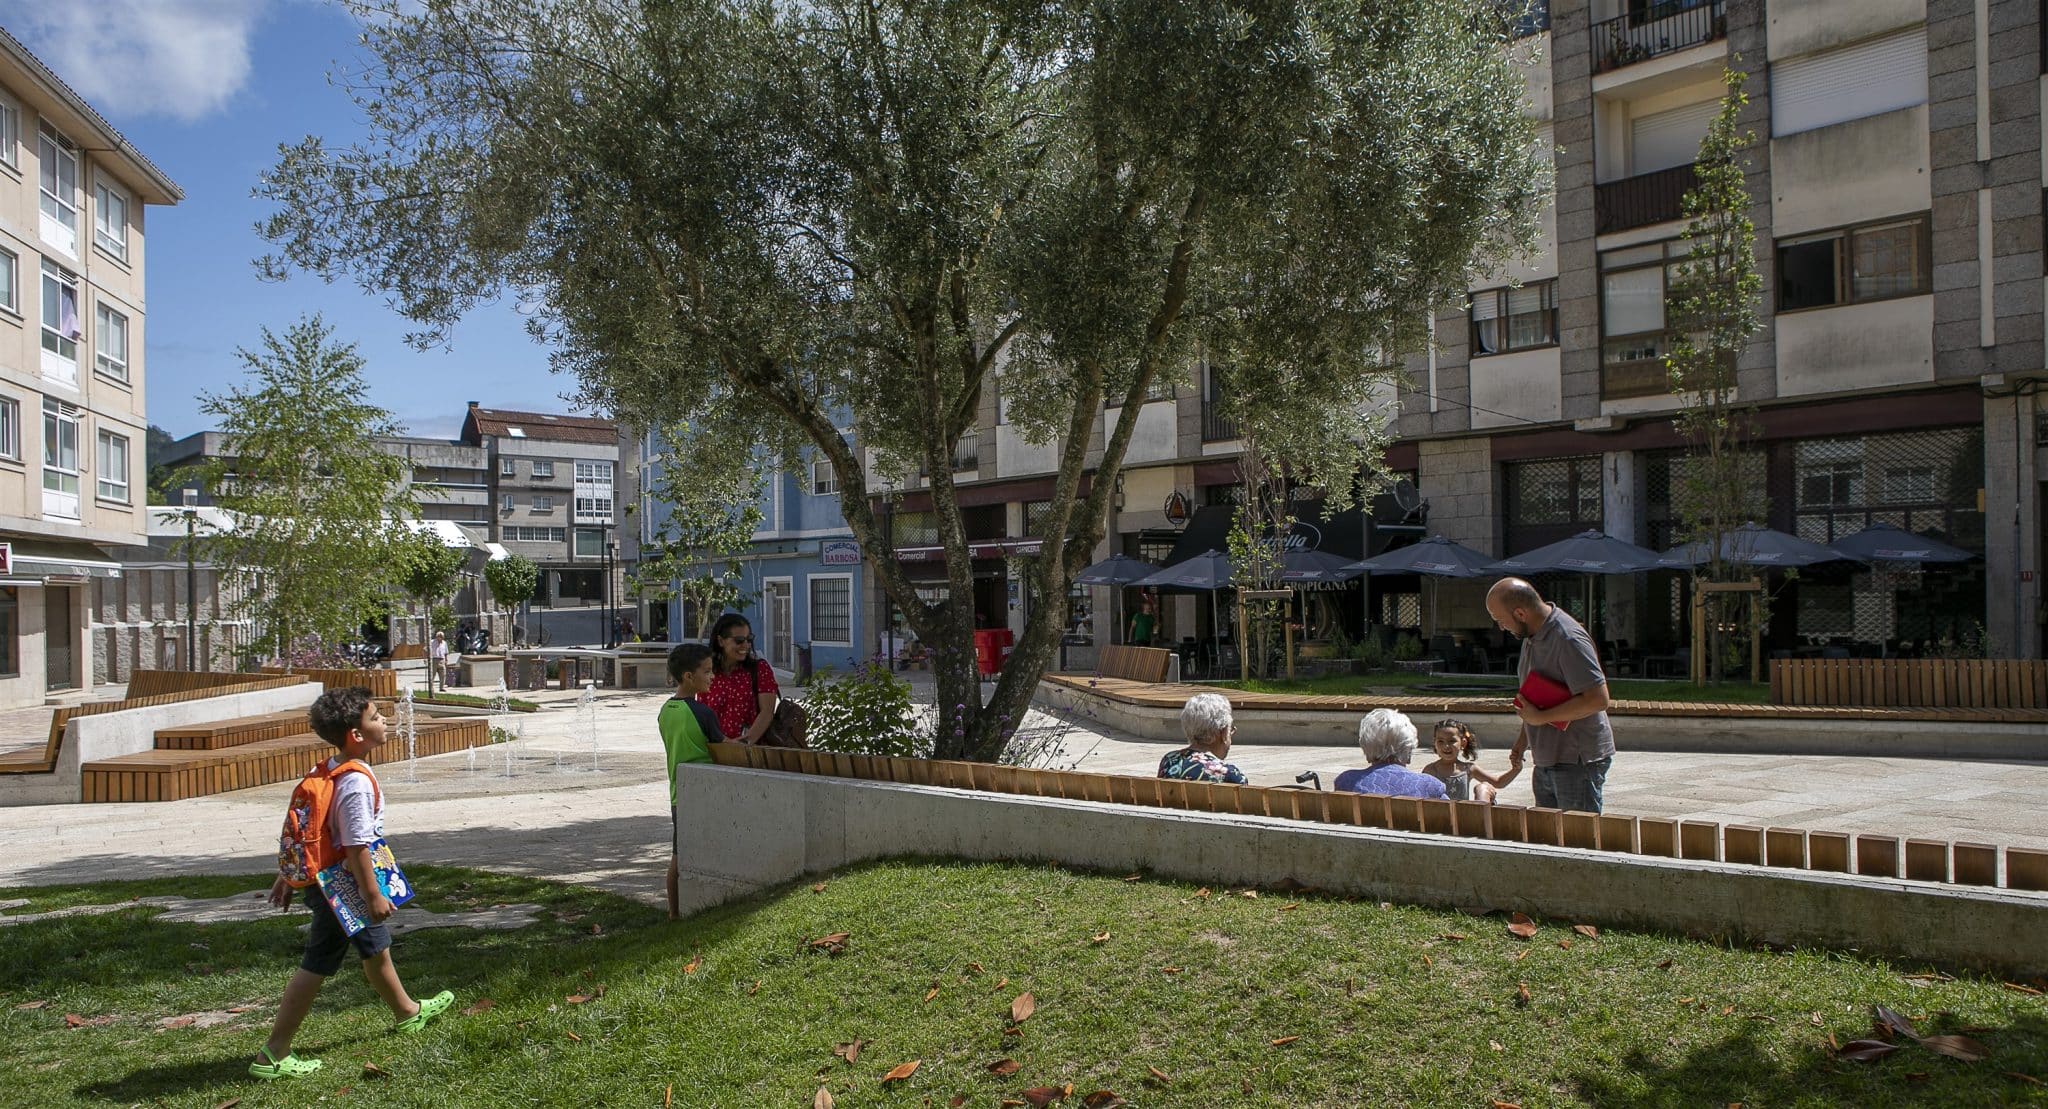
xmin=1002 ymin=1024 xmax=1024 ymax=1038
xmin=813 ymin=1087 xmax=834 ymax=1109
xmin=1081 ymin=1091 xmax=1126 ymax=1108
xmin=1011 ymin=992 xmax=1037 ymax=1023
xmin=1513 ymin=949 xmax=1530 ymax=962
xmin=214 ymin=1100 xmax=241 ymax=1109
xmin=1874 ymin=1005 xmax=1918 ymax=1041
xmin=1145 ymin=1065 xmax=1171 ymax=1086
xmin=362 ymin=1062 xmax=387 ymax=1077
xmin=1920 ymin=1034 xmax=1990 ymax=1062
xmin=1678 ymin=997 xmax=1696 ymax=1005
xmin=881 ymin=1060 xmax=921 ymax=1084
xmin=62 ymin=1013 xmax=114 ymax=1028
xmin=1809 ymin=1012 xmax=1824 ymax=1027
xmin=1241 ymin=889 xmax=1258 ymax=899
xmin=988 ymin=1058 xmax=1021 ymax=1076
xmin=160 ymin=1016 xmax=197 ymax=1030
xmin=1122 ymin=874 xmax=1141 ymax=882
xmin=834 ymin=1039 xmax=865 ymax=1065
xmin=1159 ymin=967 xmax=1182 ymax=975
xmin=1490 ymin=1101 xmax=1522 ymax=1109
xmin=1721 ymin=1006 xmax=1735 ymax=1017
xmin=812 ymin=883 xmax=827 ymax=894
xmin=1836 ymin=1039 xmax=1902 ymax=1062
xmin=1091 ymin=932 xmax=1110 ymax=944
xmin=684 ymin=955 xmax=703 ymax=975
xmin=1020 ymin=1086 xmax=1068 ymax=1107
xmin=1194 ymin=888 xmax=1211 ymax=899
xmin=1515 ymin=982 xmax=1533 ymax=1007
xmin=1270 ymin=1035 xmax=1300 ymax=1047
xmin=809 ymin=932 xmax=852 ymax=955
xmin=1573 ymin=924 xmax=1599 ymax=938
xmin=589 ymin=923 xmax=603 ymax=935
xmin=996 ymin=977 xmax=1009 ymax=990
xmin=747 ymin=980 xmax=762 ymax=996
xmin=924 ymin=986 xmax=940 ymax=1003
xmin=14 ymin=1000 xmax=48 ymax=1010
xmin=1656 ymin=958 xmax=1674 ymax=970
xmin=665 ymin=1083 xmax=673 ymax=1108
xmin=461 ymin=998 xmax=495 ymax=1016
xmin=1280 ymin=903 xmax=1300 ymax=912
xmin=2005 ymin=982 xmax=2044 ymax=996
xmin=966 ymin=962 xmax=985 ymax=976
xmin=1506 ymin=913 xmax=1538 ymax=940
xmin=1828 ymin=1033 xmax=1841 ymax=1050
xmin=951 ymin=1097 xmax=969 ymax=1108
xmin=564 ymin=1031 xmax=582 ymax=1043
xmin=566 ymin=994 xmax=594 ymax=1005
xmin=2005 ymin=1071 xmax=2044 ymax=1085
xmin=1558 ymin=939 xmax=1573 ymax=950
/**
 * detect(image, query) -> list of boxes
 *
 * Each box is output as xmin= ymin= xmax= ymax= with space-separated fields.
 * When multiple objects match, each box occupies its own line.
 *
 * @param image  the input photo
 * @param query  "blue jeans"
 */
xmin=1533 ymin=757 xmax=1611 ymax=814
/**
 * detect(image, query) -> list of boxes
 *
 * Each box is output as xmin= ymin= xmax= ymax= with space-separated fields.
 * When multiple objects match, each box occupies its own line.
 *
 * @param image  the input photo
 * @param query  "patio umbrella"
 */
xmin=1489 ymin=530 xmax=1665 ymax=644
xmin=1344 ymin=536 xmax=1494 ymax=638
xmin=1656 ymin=522 xmax=1850 ymax=569
xmin=1279 ymin=549 xmax=1367 ymax=584
xmin=1135 ymin=550 xmax=1236 ymax=667
xmin=1074 ymin=554 xmax=1162 ymax=647
xmin=1828 ymin=522 xmax=1976 ymax=565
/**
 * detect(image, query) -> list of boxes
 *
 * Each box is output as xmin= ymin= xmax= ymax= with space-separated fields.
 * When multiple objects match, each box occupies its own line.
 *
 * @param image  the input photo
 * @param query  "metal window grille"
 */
xmin=1503 ymin=456 xmax=1603 ymax=553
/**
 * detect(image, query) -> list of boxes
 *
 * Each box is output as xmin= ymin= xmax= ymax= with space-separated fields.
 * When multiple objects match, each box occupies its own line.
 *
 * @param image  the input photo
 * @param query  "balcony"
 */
xmin=1592 ymin=0 xmax=1725 ymax=75
xmin=1202 ymin=400 xmax=1241 ymax=443
xmin=1595 ymin=163 xmax=1697 ymax=235
xmin=918 ymin=431 xmax=983 ymax=477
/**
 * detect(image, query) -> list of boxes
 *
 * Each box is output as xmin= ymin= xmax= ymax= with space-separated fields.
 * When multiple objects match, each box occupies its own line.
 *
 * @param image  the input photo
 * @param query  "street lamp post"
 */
xmin=182 ymin=504 xmax=198 ymax=671
xmin=604 ymin=539 xmax=618 ymax=648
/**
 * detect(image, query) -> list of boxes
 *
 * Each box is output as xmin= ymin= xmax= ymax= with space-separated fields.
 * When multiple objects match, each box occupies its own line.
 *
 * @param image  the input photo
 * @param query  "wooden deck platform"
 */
xmin=1044 ymin=676 xmax=2048 ymax=725
xmin=79 ymin=717 xmax=491 ymax=803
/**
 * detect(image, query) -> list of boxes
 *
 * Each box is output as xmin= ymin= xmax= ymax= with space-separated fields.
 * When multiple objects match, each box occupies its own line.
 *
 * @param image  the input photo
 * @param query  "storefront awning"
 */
xmin=3 ymin=539 xmax=124 ymax=579
xmin=894 ymin=539 xmax=1045 ymax=563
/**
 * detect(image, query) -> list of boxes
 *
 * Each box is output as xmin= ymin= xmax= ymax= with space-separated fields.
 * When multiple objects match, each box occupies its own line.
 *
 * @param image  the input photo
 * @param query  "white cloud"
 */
xmin=9 ymin=0 xmax=267 ymax=123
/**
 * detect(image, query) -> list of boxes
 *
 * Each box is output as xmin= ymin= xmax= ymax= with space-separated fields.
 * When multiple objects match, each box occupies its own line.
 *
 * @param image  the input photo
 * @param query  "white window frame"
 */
xmin=0 ymin=395 xmax=19 ymax=460
xmin=532 ymin=495 xmax=554 ymax=512
xmin=39 ymin=261 xmax=80 ymax=384
xmin=810 ymin=456 xmax=837 ymax=496
xmin=573 ymin=459 xmax=614 ymax=522
xmin=500 ymin=493 xmax=515 ymax=513
xmin=500 ymin=457 xmax=516 ymax=476
xmin=94 ymin=180 xmax=130 ymax=261
xmin=531 ymin=460 xmax=554 ymax=479
xmin=808 ymin=573 xmax=854 ymax=646
xmin=41 ymin=398 xmax=80 ymax=518
xmin=0 ymin=246 xmax=15 ymax=313
xmin=37 ymin=121 xmax=81 ymax=256
xmin=0 ymin=92 xmax=18 ymax=171
xmin=95 ymin=428 xmax=129 ymax=503
xmin=94 ymin=301 xmax=129 ymax=382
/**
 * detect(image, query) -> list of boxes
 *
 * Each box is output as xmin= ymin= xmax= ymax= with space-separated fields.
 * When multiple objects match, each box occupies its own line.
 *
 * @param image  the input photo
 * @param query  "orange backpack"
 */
xmin=277 ymin=758 xmax=378 ymax=889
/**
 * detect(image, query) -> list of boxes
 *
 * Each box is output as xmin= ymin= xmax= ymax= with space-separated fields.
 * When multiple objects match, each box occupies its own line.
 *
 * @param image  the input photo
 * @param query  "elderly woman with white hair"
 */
xmin=1157 ymin=692 xmax=1249 ymax=784
xmin=1333 ymin=708 xmax=1448 ymax=800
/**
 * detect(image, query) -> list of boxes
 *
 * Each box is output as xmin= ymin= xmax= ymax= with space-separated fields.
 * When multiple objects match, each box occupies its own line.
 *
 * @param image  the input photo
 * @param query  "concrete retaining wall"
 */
xmin=1033 ymin=682 xmax=2048 ymax=760
xmin=675 ymin=763 xmax=2048 ymax=977
xmin=0 ymin=684 xmax=323 ymax=807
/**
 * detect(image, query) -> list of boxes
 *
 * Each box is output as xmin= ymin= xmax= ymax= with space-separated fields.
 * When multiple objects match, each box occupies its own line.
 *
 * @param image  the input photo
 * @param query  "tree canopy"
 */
xmin=259 ymin=0 xmax=1545 ymax=757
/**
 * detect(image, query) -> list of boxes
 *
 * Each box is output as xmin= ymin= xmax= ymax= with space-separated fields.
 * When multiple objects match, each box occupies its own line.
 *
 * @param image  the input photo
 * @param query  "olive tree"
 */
xmin=257 ymin=0 xmax=1544 ymax=758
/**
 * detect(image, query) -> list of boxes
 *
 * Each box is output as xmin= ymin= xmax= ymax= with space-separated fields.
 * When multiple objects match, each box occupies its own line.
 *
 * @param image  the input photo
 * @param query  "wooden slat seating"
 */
xmin=126 ymin=669 xmax=304 ymax=699
xmin=1045 ymin=674 xmax=2048 ymax=725
xmin=390 ymin=644 xmax=427 ymax=661
xmin=80 ymin=717 xmax=490 ymax=803
xmin=1096 ymin=645 xmax=1175 ymax=683
xmin=1771 ymin=658 xmax=2048 ymax=710
xmin=706 ymin=744 xmax=2048 ymax=895
xmin=0 ymin=675 xmax=308 ymax=776
xmin=257 ymin=666 xmax=399 ymax=699
xmin=154 ymin=710 xmax=332 ymax=751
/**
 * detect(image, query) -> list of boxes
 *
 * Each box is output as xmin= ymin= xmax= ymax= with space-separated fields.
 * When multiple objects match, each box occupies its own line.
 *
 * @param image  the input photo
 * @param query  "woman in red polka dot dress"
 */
xmin=700 ymin=613 xmax=778 ymax=744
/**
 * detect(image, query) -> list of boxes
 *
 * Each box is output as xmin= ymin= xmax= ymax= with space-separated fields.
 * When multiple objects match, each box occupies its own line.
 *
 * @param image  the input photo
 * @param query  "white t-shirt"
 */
xmin=326 ymin=759 xmax=385 ymax=847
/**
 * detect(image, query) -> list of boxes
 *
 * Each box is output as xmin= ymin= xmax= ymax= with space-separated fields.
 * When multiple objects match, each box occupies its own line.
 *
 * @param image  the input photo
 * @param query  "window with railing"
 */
xmin=1201 ymin=364 xmax=1241 ymax=442
xmin=1469 ymin=280 xmax=1558 ymax=356
xmin=1594 ymin=163 xmax=1698 ymax=235
xmin=1592 ymin=0 xmax=1725 ymax=74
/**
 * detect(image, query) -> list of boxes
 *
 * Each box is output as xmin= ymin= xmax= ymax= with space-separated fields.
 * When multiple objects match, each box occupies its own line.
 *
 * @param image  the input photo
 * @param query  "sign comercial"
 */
xmin=0 ymin=542 xmax=10 ymax=575
xmin=819 ymin=540 xmax=863 ymax=566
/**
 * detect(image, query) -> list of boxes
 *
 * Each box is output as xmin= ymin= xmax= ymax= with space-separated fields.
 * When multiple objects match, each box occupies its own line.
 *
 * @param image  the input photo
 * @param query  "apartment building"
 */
xmin=459 ymin=402 xmax=622 ymax=610
xmin=856 ymin=0 xmax=2046 ymax=663
xmin=0 ymin=30 xmax=181 ymax=706
xmin=375 ymin=435 xmax=490 ymax=530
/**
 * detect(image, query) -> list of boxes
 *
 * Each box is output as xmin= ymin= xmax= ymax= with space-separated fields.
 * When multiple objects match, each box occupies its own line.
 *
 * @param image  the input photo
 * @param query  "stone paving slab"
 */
xmin=0 ymin=680 xmax=2043 ymax=914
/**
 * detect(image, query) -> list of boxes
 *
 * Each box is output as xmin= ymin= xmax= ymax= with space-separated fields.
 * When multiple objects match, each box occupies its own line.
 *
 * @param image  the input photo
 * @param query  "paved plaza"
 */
xmin=0 ymin=675 xmax=2044 ymax=909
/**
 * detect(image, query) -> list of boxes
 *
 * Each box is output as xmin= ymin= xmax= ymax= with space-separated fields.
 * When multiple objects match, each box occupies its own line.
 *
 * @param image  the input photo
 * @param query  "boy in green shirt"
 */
xmin=659 ymin=642 xmax=724 ymax=919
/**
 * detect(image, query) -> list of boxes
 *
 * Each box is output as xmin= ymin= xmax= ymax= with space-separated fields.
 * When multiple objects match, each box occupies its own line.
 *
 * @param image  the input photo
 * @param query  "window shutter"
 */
xmin=1771 ymin=28 xmax=1927 ymax=137
xmin=1630 ymin=99 xmax=1720 ymax=175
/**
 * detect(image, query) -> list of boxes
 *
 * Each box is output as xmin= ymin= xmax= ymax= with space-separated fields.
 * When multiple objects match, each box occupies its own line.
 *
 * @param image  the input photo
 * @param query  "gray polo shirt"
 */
xmin=1516 ymin=604 xmax=1615 ymax=767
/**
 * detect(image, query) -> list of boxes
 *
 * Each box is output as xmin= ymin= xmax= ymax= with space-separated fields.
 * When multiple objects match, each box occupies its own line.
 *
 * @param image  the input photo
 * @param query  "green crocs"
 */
xmin=249 ymin=1045 xmax=323 ymax=1080
xmin=394 ymin=989 xmax=455 ymax=1034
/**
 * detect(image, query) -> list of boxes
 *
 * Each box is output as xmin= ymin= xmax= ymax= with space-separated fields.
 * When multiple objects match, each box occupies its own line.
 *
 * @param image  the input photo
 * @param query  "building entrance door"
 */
xmin=765 ymin=580 xmax=794 ymax=671
xmin=45 ymin=587 xmax=75 ymax=691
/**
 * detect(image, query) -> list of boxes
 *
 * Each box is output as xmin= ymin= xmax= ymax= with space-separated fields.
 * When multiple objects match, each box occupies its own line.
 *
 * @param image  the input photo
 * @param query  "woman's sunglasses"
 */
xmin=725 ymin=635 xmax=754 ymax=645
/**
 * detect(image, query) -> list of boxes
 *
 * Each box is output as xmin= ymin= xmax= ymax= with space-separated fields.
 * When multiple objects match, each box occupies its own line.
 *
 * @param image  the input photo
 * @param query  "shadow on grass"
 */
xmin=1570 ymin=1017 xmax=2048 ymax=1107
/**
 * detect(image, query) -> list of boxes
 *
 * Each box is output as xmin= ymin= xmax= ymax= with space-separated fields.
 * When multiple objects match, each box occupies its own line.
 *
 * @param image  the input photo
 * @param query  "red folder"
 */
xmin=1516 ymin=670 xmax=1572 ymax=731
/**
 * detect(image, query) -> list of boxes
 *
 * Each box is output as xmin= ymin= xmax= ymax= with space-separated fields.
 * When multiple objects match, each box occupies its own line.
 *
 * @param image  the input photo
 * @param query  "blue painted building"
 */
xmin=639 ymin=433 xmax=869 ymax=677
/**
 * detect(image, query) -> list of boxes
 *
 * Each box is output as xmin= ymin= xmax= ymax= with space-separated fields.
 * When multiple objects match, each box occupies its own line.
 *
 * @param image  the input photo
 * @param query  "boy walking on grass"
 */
xmin=659 ymin=643 xmax=725 ymax=920
xmin=251 ymin=687 xmax=454 ymax=1080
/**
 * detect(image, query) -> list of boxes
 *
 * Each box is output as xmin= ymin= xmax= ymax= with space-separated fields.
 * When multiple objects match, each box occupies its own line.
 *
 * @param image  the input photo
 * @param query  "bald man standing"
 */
xmin=1485 ymin=577 xmax=1614 ymax=814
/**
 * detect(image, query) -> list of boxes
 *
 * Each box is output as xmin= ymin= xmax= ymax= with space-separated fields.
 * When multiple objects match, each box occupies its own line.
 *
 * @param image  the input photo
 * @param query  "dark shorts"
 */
xmin=301 ymin=886 xmax=392 ymax=976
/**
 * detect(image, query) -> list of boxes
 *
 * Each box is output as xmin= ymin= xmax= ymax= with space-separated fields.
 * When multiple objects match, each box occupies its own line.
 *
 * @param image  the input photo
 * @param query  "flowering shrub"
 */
xmin=800 ymin=659 xmax=927 ymax=758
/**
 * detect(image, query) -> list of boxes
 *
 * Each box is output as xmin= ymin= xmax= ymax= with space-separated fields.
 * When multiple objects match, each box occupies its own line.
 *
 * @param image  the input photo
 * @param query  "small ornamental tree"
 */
xmin=396 ymin=530 xmax=468 ymax=692
xmin=191 ymin=316 xmax=414 ymax=667
xmin=631 ymin=422 xmax=764 ymax=640
xmin=483 ymin=553 xmax=540 ymax=642
xmin=1666 ymin=68 xmax=1768 ymax=683
xmin=256 ymin=0 xmax=1544 ymax=758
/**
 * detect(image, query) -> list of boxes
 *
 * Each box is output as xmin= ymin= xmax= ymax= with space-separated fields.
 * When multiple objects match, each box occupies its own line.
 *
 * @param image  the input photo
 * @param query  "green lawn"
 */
xmin=1225 ymin=670 xmax=1774 ymax=704
xmin=3 ymin=863 xmax=2041 ymax=1107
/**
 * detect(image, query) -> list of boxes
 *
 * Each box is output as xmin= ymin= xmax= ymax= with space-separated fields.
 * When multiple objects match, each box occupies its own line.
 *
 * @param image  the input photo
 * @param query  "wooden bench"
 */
xmin=258 ymin=666 xmax=399 ymax=699
xmin=390 ymin=644 xmax=426 ymax=661
xmin=126 ymin=669 xmax=299 ymax=699
xmin=1772 ymin=658 xmax=2048 ymax=710
xmin=154 ymin=710 xmax=314 ymax=751
xmin=1096 ymin=645 xmax=1175 ymax=683
xmin=0 ymin=675 xmax=309 ymax=776
xmin=81 ymin=717 xmax=490 ymax=803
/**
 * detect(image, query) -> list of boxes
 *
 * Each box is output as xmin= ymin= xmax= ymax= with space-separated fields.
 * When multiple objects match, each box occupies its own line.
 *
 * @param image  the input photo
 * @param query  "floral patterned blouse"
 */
xmin=1157 ymin=746 xmax=1248 ymax=785
xmin=701 ymin=658 xmax=778 ymax=740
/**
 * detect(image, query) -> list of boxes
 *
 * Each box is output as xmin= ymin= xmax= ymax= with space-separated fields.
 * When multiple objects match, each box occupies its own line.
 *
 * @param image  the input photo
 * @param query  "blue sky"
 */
xmin=6 ymin=1 xmax=575 ymax=440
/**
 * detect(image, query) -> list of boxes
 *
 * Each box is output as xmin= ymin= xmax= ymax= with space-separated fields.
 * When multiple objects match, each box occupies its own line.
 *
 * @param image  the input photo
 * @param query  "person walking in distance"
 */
xmin=1485 ymin=577 xmax=1614 ymax=814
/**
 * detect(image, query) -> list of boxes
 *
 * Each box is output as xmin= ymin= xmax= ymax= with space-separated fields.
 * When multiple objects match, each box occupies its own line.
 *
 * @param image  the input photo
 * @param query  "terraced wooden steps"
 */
xmin=80 ymin=718 xmax=490 ymax=803
xmin=153 ymin=711 xmax=321 ymax=751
